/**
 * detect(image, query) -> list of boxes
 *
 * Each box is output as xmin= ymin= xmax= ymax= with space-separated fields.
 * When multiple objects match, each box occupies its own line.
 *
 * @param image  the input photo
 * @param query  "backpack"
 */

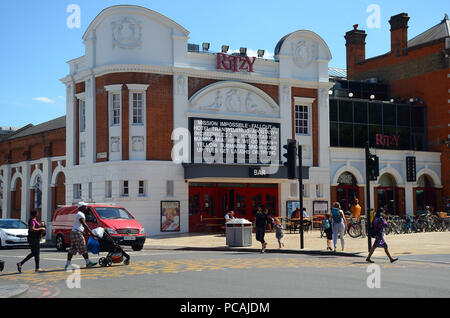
xmin=322 ymin=219 xmax=330 ymax=230
xmin=331 ymin=208 xmax=342 ymax=224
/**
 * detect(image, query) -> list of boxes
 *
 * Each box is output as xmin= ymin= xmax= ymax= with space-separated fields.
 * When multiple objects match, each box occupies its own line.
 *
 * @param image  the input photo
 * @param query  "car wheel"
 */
xmin=132 ymin=244 xmax=144 ymax=251
xmin=56 ymin=235 xmax=66 ymax=251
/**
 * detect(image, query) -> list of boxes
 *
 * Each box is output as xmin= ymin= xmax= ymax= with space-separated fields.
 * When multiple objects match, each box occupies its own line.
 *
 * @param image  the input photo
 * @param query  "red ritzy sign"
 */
xmin=217 ymin=53 xmax=256 ymax=73
xmin=376 ymin=134 xmax=400 ymax=147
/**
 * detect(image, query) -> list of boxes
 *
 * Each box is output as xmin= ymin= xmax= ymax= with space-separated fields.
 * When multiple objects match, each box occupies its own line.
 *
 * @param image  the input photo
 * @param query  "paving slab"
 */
xmin=0 ymin=284 xmax=29 ymax=298
xmin=144 ymin=231 xmax=450 ymax=258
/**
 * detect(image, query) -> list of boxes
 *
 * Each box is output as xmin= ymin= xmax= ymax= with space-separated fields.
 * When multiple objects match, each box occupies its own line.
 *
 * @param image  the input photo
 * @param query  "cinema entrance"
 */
xmin=188 ymin=182 xmax=278 ymax=232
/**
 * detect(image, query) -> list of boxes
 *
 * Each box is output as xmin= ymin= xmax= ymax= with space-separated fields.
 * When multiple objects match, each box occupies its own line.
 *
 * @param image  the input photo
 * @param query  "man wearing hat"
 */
xmin=65 ymin=202 xmax=97 ymax=270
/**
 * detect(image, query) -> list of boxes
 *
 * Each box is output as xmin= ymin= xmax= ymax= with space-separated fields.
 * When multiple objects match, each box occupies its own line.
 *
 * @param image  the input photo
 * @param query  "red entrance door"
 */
xmin=188 ymin=184 xmax=219 ymax=232
xmin=188 ymin=183 xmax=279 ymax=232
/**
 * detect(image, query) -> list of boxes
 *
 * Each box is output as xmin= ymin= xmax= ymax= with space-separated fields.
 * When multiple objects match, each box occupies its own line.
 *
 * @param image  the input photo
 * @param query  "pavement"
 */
xmin=2 ymin=230 xmax=449 ymax=298
xmin=145 ymin=229 xmax=450 ymax=257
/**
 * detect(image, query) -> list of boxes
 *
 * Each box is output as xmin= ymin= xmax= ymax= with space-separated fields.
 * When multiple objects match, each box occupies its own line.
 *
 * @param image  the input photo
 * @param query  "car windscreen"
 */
xmin=0 ymin=220 xmax=28 ymax=229
xmin=94 ymin=207 xmax=135 ymax=220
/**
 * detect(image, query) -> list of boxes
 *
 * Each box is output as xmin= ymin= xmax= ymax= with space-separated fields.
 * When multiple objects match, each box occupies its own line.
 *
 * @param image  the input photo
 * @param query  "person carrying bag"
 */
xmin=17 ymin=210 xmax=46 ymax=273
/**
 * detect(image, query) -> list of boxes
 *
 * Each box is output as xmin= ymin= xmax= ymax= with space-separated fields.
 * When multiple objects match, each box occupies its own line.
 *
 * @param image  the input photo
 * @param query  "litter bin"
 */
xmin=225 ymin=219 xmax=253 ymax=247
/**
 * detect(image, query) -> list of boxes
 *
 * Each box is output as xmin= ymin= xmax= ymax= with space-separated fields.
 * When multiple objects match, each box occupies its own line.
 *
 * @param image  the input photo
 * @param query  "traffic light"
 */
xmin=283 ymin=139 xmax=297 ymax=179
xmin=367 ymin=154 xmax=379 ymax=181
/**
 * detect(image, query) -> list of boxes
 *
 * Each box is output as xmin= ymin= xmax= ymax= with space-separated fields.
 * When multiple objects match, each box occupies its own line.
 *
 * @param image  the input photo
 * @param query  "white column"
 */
xmin=317 ymin=88 xmax=331 ymax=169
xmin=66 ymin=82 xmax=77 ymax=167
xmin=1 ymin=165 xmax=11 ymax=218
xmin=279 ymin=85 xmax=292 ymax=146
xmin=86 ymin=76 xmax=96 ymax=164
xmin=41 ymin=158 xmax=52 ymax=238
xmin=21 ymin=163 xmax=30 ymax=222
xmin=405 ymin=183 xmax=414 ymax=216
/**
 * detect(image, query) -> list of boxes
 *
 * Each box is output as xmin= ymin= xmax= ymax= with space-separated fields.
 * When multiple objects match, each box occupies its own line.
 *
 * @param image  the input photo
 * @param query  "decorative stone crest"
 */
xmin=190 ymin=82 xmax=279 ymax=118
xmin=112 ymin=17 xmax=142 ymax=49
xmin=132 ymin=136 xmax=145 ymax=152
xmin=111 ymin=137 xmax=120 ymax=153
xmin=291 ymin=40 xmax=318 ymax=69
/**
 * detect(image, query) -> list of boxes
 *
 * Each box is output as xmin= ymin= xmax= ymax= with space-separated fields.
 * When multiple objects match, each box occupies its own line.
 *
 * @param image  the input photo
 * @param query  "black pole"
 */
xmin=298 ymin=144 xmax=304 ymax=249
xmin=365 ymin=142 xmax=373 ymax=252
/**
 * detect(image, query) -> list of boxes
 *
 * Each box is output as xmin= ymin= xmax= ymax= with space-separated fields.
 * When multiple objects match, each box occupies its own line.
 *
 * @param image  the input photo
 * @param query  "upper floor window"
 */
xmin=132 ymin=93 xmax=144 ymax=124
xmin=295 ymin=105 xmax=309 ymax=135
xmin=111 ymin=94 xmax=121 ymax=126
xmin=79 ymin=100 xmax=86 ymax=132
xmin=74 ymin=184 xmax=82 ymax=199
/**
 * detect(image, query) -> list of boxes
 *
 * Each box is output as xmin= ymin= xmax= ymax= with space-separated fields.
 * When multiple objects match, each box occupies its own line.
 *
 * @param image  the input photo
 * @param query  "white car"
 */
xmin=0 ymin=219 xmax=31 ymax=248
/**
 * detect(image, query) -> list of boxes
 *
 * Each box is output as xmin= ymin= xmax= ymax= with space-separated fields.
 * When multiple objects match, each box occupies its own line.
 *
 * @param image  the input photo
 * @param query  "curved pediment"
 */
xmin=188 ymin=81 xmax=280 ymax=118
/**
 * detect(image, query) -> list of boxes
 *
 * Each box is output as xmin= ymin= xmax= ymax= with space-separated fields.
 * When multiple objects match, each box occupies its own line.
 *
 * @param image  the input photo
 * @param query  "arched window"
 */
xmin=336 ymin=172 xmax=358 ymax=212
xmin=34 ymin=176 xmax=42 ymax=210
xmin=337 ymin=172 xmax=357 ymax=186
xmin=415 ymin=174 xmax=436 ymax=212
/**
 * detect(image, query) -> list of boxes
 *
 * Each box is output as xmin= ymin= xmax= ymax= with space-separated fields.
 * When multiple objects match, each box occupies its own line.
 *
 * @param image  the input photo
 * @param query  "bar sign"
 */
xmin=250 ymin=166 xmax=269 ymax=178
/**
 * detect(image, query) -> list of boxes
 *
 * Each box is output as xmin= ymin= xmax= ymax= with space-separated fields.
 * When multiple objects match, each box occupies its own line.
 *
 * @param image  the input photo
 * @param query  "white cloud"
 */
xmin=34 ymin=97 xmax=55 ymax=104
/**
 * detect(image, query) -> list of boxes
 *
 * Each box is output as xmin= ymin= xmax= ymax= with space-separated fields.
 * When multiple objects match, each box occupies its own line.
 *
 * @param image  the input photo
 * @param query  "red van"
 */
xmin=52 ymin=204 xmax=146 ymax=251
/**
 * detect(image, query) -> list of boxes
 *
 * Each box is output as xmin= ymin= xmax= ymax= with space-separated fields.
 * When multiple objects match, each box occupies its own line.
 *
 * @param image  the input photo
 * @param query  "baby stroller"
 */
xmin=92 ymin=228 xmax=131 ymax=267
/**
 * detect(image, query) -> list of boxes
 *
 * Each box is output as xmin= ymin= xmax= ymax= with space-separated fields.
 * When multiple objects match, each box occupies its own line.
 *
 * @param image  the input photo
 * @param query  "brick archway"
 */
xmin=51 ymin=172 xmax=66 ymax=219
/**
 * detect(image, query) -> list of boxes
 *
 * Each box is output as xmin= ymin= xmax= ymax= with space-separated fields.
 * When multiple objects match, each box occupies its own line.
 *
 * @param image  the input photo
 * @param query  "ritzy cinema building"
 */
xmin=0 ymin=5 xmax=443 ymax=236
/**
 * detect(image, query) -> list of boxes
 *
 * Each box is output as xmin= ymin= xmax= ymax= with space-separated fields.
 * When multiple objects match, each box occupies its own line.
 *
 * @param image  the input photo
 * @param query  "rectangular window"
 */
xmin=111 ymin=94 xmax=121 ymax=126
xmin=295 ymin=105 xmax=309 ymax=135
xmin=132 ymin=93 xmax=143 ymax=124
xmin=79 ymin=100 xmax=86 ymax=132
xmin=80 ymin=142 xmax=86 ymax=158
xmin=316 ymin=184 xmax=323 ymax=198
xmin=88 ymin=182 xmax=92 ymax=199
xmin=302 ymin=184 xmax=309 ymax=198
xmin=105 ymin=181 xmax=112 ymax=198
xmin=121 ymin=180 xmax=129 ymax=197
xmin=74 ymin=184 xmax=82 ymax=199
xmin=166 ymin=180 xmax=174 ymax=197
xmin=138 ymin=180 xmax=146 ymax=196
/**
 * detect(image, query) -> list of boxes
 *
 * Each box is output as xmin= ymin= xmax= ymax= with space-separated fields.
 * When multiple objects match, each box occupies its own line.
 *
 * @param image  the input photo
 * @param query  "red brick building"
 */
xmin=345 ymin=13 xmax=450 ymax=211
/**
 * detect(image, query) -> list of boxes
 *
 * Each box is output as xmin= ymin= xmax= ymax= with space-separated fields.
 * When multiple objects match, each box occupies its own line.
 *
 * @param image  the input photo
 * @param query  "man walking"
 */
xmin=255 ymin=206 xmax=269 ymax=253
xmin=65 ymin=202 xmax=97 ymax=270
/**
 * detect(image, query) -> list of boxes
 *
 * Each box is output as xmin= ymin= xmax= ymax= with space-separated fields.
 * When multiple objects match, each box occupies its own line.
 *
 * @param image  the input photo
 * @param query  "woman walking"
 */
xmin=331 ymin=202 xmax=346 ymax=252
xmin=366 ymin=209 xmax=398 ymax=263
xmin=17 ymin=210 xmax=46 ymax=273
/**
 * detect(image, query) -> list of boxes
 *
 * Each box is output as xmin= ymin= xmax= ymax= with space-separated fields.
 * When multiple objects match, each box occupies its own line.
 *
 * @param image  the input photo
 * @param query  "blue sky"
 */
xmin=0 ymin=0 xmax=448 ymax=127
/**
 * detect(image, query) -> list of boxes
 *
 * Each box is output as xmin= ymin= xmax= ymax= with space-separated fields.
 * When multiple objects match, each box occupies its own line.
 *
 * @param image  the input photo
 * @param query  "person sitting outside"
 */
xmin=224 ymin=211 xmax=235 ymax=223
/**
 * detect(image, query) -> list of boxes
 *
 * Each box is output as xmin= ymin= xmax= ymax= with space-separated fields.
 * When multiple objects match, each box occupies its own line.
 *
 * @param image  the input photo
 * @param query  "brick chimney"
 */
xmin=389 ymin=13 xmax=410 ymax=56
xmin=345 ymin=24 xmax=367 ymax=78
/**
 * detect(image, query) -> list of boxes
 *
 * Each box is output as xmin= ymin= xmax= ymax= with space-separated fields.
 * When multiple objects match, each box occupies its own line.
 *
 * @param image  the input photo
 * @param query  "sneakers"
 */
xmin=86 ymin=261 xmax=97 ymax=268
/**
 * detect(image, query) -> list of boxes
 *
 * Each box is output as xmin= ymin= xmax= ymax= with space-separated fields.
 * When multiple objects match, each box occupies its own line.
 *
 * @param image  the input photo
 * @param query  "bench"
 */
xmin=199 ymin=217 xmax=225 ymax=232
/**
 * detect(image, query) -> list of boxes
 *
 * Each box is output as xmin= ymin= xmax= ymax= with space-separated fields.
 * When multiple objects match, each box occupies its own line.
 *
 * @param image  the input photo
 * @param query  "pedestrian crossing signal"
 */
xmin=367 ymin=154 xmax=379 ymax=181
xmin=283 ymin=139 xmax=297 ymax=180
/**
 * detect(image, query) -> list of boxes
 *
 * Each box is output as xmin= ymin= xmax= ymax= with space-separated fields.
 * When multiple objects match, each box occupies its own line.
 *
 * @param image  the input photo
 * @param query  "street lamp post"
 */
xmin=365 ymin=142 xmax=373 ymax=252
xmin=298 ymin=145 xmax=304 ymax=249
